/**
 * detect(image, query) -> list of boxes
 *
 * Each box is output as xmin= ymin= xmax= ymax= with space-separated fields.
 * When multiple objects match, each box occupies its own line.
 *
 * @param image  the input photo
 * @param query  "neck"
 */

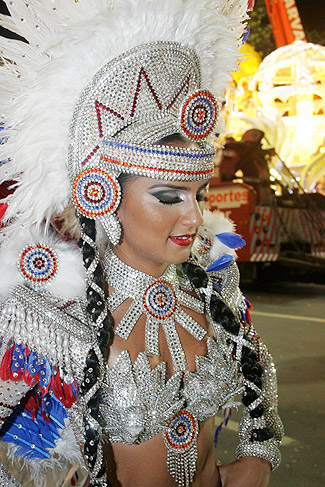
xmin=112 ymin=246 xmax=169 ymax=278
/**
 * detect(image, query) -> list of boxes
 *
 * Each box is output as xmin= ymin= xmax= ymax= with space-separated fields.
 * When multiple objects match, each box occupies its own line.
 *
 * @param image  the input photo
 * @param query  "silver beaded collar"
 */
xmin=104 ymin=248 xmax=206 ymax=372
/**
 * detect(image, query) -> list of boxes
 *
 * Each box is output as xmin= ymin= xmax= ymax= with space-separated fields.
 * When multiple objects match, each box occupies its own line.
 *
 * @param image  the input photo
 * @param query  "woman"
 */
xmin=0 ymin=1 xmax=283 ymax=486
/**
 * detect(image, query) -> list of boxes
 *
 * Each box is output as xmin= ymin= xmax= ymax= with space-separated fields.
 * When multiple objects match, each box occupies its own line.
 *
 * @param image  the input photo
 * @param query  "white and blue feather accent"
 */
xmin=0 ymin=393 xmax=67 ymax=460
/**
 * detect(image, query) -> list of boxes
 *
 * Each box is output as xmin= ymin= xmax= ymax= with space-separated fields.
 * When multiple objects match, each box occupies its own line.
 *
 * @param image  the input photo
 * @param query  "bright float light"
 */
xmin=294 ymin=100 xmax=315 ymax=163
xmin=226 ymin=41 xmax=325 ymax=182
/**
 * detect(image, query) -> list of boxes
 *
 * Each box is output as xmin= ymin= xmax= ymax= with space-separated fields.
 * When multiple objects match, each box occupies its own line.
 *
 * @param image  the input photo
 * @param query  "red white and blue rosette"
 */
xmin=18 ymin=244 xmax=58 ymax=285
xmin=180 ymin=90 xmax=218 ymax=141
xmin=164 ymin=409 xmax=199 ymax=486
xmin=72 ymin=168 xmax=121 ymax=219
xmin=143 ymin=280 xmax=177 ymax=320
xmin=164 ymin=410 xmax=198 ymax=452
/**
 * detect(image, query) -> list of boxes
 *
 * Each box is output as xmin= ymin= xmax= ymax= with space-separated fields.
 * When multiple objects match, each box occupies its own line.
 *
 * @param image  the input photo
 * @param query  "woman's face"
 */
xmin=115 ymin=176 xmax=209 ymax=276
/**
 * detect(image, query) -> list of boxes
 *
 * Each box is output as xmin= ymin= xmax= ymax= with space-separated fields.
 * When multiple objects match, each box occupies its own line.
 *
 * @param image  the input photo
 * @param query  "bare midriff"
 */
xmin=104 ymin=285 xmax=222 ymax=487
xmin=105 ymin=416 xmax=221 ymax=487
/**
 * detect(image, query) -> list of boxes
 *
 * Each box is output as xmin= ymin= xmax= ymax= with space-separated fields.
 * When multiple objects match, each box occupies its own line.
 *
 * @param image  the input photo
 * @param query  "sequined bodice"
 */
xmin=100 ymin=250 xmax=243 ymax=445
xmin=99 ymin=334 xmax=242 ymax=445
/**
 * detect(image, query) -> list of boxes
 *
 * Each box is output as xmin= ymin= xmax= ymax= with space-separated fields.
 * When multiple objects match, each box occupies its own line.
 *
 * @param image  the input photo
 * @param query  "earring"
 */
xmin=72 ymin=167 xmax=122 ymax=246
xmin=100 ymin=212 xmax=121 ymax=246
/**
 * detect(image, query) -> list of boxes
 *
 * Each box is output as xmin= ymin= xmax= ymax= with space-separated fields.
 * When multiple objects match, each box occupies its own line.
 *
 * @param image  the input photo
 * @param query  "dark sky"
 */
xmin=295 ymin=0 xmax=325 ymax=33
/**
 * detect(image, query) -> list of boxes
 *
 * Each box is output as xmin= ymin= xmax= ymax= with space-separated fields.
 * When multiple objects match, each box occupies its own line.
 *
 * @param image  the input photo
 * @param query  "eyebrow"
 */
xmin=149 ymin=181 xmax=209 ymax=191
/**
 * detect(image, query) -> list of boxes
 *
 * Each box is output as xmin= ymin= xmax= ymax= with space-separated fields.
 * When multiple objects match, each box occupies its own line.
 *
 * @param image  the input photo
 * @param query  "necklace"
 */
xmin=104 ymin=248 xmax=206 ymax=372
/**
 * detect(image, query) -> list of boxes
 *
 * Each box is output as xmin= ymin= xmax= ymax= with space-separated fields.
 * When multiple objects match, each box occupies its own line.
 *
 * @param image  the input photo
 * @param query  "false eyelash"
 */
xmin=158 ymin=197 xmax=183 ymax=205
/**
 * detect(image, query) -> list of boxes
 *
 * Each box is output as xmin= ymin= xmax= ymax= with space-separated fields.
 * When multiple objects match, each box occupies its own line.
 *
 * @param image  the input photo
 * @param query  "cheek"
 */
xmin=118 ymin=198 xmax=178 ymax=239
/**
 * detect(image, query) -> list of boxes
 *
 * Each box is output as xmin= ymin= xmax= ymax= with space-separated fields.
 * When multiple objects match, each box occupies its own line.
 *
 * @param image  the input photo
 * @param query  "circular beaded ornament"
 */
xmin=164 ymin=410 xmax=198 ymax=452
xmin=143 ymin=280 xmax=177 ymax=320
xmin=180 ymin=90 xmax=218 ymax=140
xmin=18 ymin=244 xmax=58 ymax=285
xmin=72 ymin=168 xmax=121 ymax=219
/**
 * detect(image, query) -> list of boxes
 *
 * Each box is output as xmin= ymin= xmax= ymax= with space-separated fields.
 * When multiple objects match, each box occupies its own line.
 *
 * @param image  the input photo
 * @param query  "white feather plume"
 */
xmin=203 ymin=209 xmax=239 ymax=260
xmin=0 ymin=0 xmax=249 ymax=233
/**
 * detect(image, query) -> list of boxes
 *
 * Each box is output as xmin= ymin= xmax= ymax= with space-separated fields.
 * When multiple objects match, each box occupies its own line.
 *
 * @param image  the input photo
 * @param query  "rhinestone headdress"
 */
xmin=0 ymin=0 xmax=249 ymax=236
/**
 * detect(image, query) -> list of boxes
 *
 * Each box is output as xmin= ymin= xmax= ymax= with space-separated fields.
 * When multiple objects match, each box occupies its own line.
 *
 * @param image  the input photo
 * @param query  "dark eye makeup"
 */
xmin=150 ymin=184 xmax=208 ymax=205
xmin=151 ymin=191 xmax=184 ymax=205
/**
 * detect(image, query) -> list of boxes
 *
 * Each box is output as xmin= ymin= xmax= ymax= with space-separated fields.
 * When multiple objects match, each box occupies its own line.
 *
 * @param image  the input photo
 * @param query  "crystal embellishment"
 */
xmin=104 ymin=249 xmax=206 ymax=372
xmin=72 ymin=168 xmax=122 ymax=245
xmin=68 ymin=41 xmax=216 ymax=189
xmin=18 ymin=244 xmax=58 ymax=286
xmin=164 ymin=409 xmax=199 ymax=487
xmin=143 ymin=280 xmax=177 ymax=320
xmin=180 ymin=90 xmax=218 ymax=141
xmin=72 ymin=168 xmax=121 ymax=218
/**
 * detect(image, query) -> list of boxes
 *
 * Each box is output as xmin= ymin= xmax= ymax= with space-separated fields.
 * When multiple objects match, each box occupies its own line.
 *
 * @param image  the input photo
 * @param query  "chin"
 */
xmin=167 ymin=249 xmax=192 ymax=265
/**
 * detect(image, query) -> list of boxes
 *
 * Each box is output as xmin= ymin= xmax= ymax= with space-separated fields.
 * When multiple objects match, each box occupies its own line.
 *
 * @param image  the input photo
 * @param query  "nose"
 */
xmin=180 ymin=197 xmax=203 ymax=229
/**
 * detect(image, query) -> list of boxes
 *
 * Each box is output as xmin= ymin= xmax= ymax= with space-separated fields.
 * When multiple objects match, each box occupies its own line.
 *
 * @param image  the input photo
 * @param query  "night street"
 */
xmin=215 ymin=278 xmax=325 ymax=487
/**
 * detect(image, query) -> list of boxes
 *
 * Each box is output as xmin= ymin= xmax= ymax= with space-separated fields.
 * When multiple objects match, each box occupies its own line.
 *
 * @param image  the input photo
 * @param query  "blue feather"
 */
xmin=0 ymin=409 xmax=52 ymax=459
xmin=39 ymin=358 xmax=52 ymax=389
xmin=27 ymin=351 xmax=42 ymax=376
xmin=242 ymin=27 xmax=250 ymax=44
xmin=206 ymin=254 xmax=233 ymax=272
xmin=10 ymin=344 xmax=27 ymax=375
xmin=0 ymin=393 xmax=67 ymax=460
xmin=215 ymin=232 xmax=246 ymax=249
xmin=212 ymin=280 xmax=221 ymax=291
xmin=214 ymin=420 xmax=223 ymax=446
xmin=42 ymin=393 xmax=67 ymax=430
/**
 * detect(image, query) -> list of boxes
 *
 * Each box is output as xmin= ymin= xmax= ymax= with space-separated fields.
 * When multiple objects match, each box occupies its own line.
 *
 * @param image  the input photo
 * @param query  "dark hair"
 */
xmin=153 ymin=133 xmax=191 ymax=146
xmin=79 ymin=215 xmax=114 ymax=486
xmin=181 ymin=261 xmax=275 ymax=442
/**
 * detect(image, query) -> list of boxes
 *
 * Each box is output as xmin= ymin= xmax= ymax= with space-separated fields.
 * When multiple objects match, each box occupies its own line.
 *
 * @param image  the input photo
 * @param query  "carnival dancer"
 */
xmin=0 ymin=1 xmax=283 ymax=486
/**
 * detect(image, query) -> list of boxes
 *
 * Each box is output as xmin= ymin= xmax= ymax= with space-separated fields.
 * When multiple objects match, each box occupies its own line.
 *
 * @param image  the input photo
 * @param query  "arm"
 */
xmin=191 ymin=215 xmax=283 ymax=484
xmin=218 ymin=302 xmax=283 ymax=486
xmin=218 ymin=457 xmax=271 ymax=487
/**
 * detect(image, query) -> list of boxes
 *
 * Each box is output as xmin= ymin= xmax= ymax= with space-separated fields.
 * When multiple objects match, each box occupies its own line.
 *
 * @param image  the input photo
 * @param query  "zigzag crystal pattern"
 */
xmin=68 ymin=41 xmax=216 ymax=188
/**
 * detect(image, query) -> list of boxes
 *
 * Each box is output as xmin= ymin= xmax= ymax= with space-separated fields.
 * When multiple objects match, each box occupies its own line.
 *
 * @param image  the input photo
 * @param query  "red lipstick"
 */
xmin=169 ymin=235 xmax=194 ymax=247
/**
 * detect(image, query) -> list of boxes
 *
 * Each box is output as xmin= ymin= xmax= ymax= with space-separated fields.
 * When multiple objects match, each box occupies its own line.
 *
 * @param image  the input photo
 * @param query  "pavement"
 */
xmin=215 ymin=279 xmax=325 ymax=487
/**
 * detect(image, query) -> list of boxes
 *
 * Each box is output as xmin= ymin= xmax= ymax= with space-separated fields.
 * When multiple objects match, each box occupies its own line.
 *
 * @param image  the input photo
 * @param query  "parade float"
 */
xmin=209 ymin=38 xmax=325 ymax=280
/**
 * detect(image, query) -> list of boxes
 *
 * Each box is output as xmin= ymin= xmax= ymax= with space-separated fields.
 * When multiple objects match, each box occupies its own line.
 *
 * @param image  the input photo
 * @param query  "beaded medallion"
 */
xmin=180 ymin=90 xmax=218 ymax=141
xmin=164 ymin=410 xmax=199 ymax=487
xmin=143 ymin=280 xmax=177 ymax=320
xmin=72 ymin=168 xmax=121 ymax=218
xmin=72 ymin=167 xmax=122 ymax=245
xmin=18 ymin=244 xmax=58 ymax=286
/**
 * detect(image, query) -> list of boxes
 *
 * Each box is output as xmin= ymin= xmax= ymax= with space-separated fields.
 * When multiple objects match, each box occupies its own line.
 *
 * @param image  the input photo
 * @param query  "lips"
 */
xmin=169 ymin=234 xmax=194 ymax=247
